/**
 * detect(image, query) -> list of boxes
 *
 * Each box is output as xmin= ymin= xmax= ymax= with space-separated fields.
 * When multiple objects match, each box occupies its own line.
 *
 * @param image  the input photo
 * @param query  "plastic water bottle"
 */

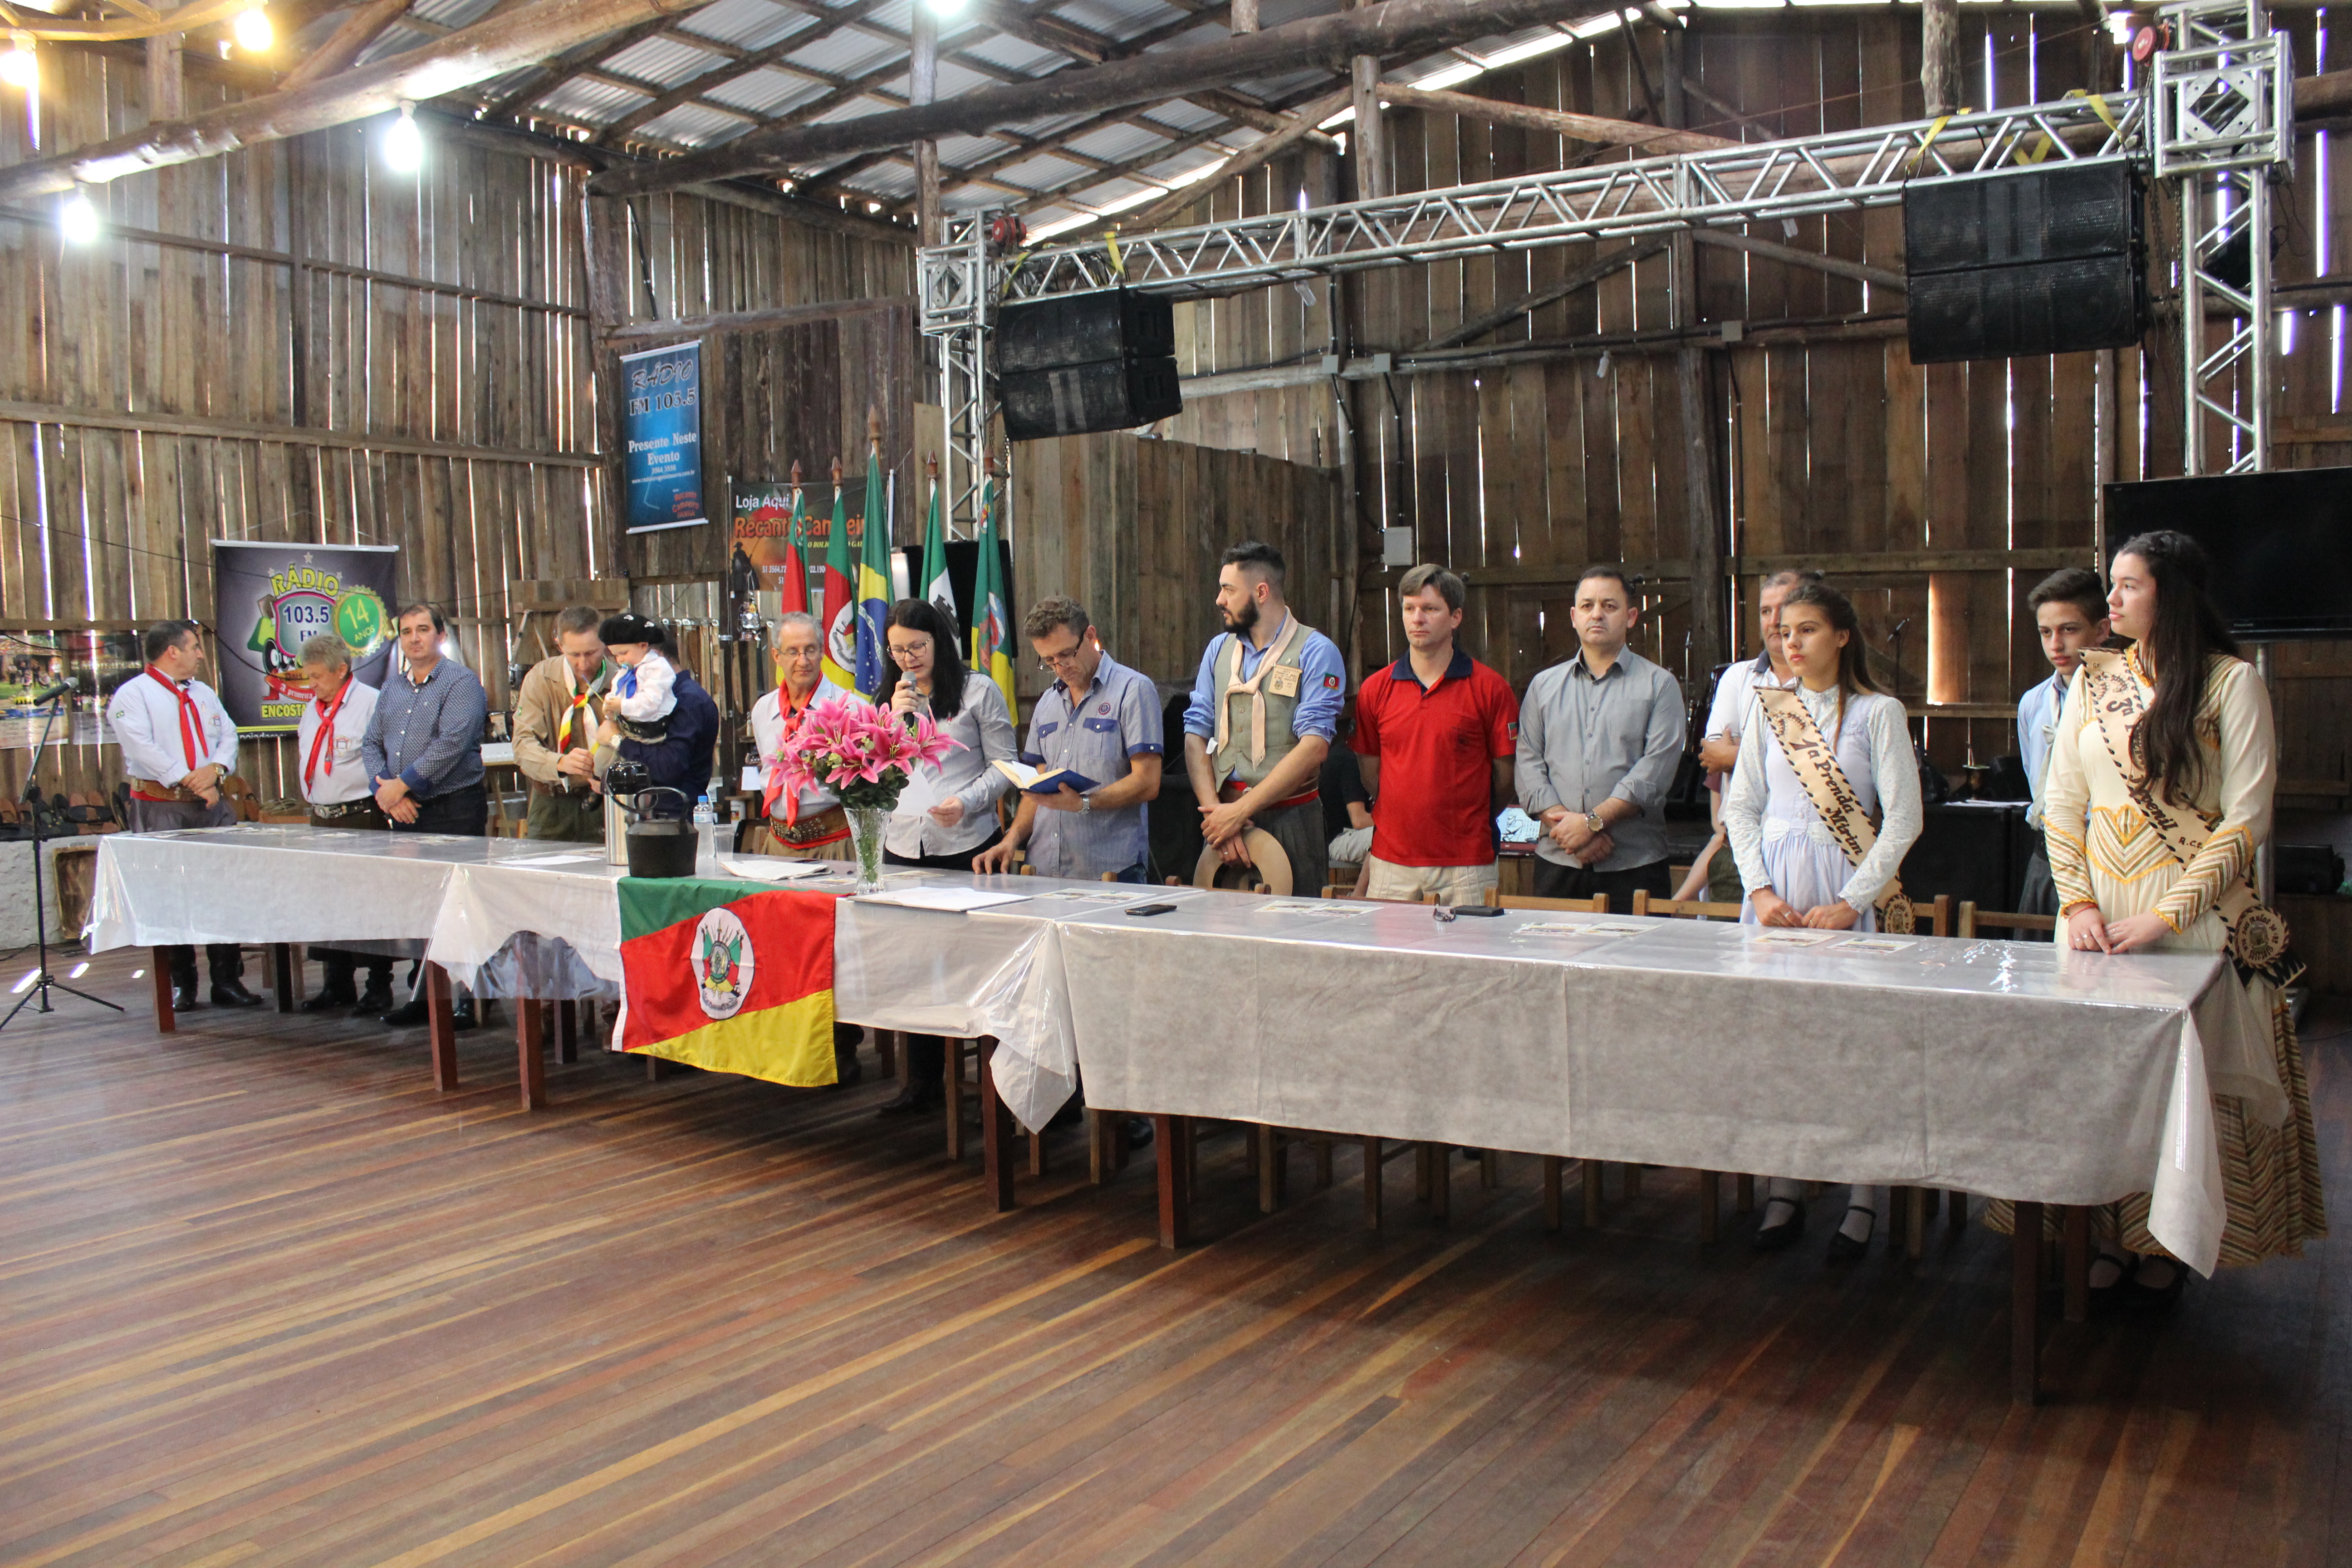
xmin=692 ymin=791 xmax=718 ymax=874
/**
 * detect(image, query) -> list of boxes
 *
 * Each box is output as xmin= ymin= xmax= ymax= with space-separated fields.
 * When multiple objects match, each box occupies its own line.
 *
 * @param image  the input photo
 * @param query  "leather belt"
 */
xmin=1220 ymin=780 xmax=1320 ymax=812
xmin=308 ymin=798 xmax=382 ymax=822
xmin=529 ymin=778 xmax=595 ymax=798
xmin=127 ymin=775 xmax=206 ymax=804
xmin=772 ymin=805 xmax=850 ymax=847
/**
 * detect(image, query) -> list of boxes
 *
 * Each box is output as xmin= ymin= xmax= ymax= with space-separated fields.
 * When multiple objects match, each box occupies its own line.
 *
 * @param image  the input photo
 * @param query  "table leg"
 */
xmin=946 ymin=1039 xmax=966 ymax=1161
xmin=1699 ymin=1171 xmax=1720 ymax=1244
xmin=1907 ymin=1187 xmax=1929 ymax=1260
xmin=879 ymin=1029 xmax=897 ymax=1081
xmin=2063 ymin=1205 xmax=2091 ymax=1324
xmin=1258 ymin=1125 xmax=1285 ymax=1214
xmin=1414 ymin=1142 xmax=1431 ymax=1202
xmin=1950 ymin=1190 xmax=1970 ymax=1231
xmin=1156 ymin=1112 xmax=1191 ymax=1247
xmin=426 ymin=963 xmax=457 ymax=1091
xmin=1363 ymin=1138 xmax=1383 ymax=1230
xmin=557 ymin=1000 xmax=578 ymax=1064
xmin=1736 ymin=1173 xmax=1755 ymax=1214
xmin=1543 ymin=1156 xmax=1564 ymax=1232
xmin=2012 ymin=1200 xmax=2045 ymax=1405
xmin=151 ymin=948 xmax=176 ymax=1035
xmin=1428 ymin=1142 xmax=1450 ymax=1224
xmin=978 ymin=1037 xmax=1014 ymax=1213
xmin=1088 ymin=1110 xmax=1110 ymax=1186
xmin=1029 ymin=1118 xmax=1046 ymax=1178
xmin=517 ymin=997 xmax=546 ymax=1112
xmin=1582 ymin=1160 xmax=1603 ymax=1227
xmin=1480 ymin=1149 xmax=1498 ymax=1190
xmin=1623 ymin=1164 xmax=1642 ymax=1198
xmin=271 ymin=943 xmax=297 ymax=1012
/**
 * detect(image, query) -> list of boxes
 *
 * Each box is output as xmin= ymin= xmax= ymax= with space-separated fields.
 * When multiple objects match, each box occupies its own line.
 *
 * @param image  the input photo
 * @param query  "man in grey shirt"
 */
xmin=976 ymin=596 xmax=1164 ymax=881
xmin=1514 ymin=564 xmax=1686 ymax=906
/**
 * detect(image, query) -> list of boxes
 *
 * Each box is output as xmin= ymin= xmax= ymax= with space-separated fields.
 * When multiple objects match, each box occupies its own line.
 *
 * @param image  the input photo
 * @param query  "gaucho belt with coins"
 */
xmin=772 ymin=805 xmax=849 ymax=847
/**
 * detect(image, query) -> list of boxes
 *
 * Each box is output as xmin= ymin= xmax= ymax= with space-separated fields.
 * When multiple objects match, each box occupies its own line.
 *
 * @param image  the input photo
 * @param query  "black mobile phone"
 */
xmin=1450 ymin=904 xmax=1507 ymax=917
xmin=1124 ymin=902 xmax=1179 ymax=917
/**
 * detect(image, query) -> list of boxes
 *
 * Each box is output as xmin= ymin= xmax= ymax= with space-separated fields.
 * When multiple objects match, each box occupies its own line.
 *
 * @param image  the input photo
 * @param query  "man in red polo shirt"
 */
xmin=1354 ymin=563 xmax=1520 ymax=906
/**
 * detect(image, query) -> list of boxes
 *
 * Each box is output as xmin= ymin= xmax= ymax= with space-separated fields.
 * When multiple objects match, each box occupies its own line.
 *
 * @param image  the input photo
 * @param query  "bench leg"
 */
xmin=979 ymin=1037 xmax=1014 ymax=1213
xmin=557 ymin=1000 xmax=578 ymax=1064
xmin=1363 ymin=1138 xmax=1382 ymax=1230
xmin=151 ymin=948 xmax=176 ymax=1034
xmin=1543 ymin=1156 xmax=1563 ymax=1232
xmin=1156 ymin=1113 xmax=1191 ymax=1247
xmin=2012 ymin=1200 xmax=2045 ymax=1404
xmin=426 ymin=963 xmax=456 ymax=1091
xmin=518 ymin=997 xmax=545 ymax=1111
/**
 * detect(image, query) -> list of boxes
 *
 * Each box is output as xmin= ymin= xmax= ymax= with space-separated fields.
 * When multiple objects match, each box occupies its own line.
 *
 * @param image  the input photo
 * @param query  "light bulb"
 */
xmin=924 ymin=0 xmax=966 ymax=14
xmin=0 ymin=34 xmax=35 ymax=90
xmin=384 ymin=103 xmax=422 ymax=172
xmin=59 ymin=188 xmax=100 ymax=245
xmin=232 ymin=6 xmax=273 ymax=52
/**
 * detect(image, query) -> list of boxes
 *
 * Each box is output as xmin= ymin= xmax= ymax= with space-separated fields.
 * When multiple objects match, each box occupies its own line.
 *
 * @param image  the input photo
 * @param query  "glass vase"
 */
xmin=848 ymin=805 xmax=889 ymax=895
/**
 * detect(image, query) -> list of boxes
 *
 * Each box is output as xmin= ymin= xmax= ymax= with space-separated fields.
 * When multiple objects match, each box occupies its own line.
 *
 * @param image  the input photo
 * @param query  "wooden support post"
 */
xmin=147 ymin=32 xmax=184 ymax=121
xmin=1583 ymin=1160 xmax=1603 ymax=1227
xmin=1363 ymin=1137 xmax=1383 ymax=1230
xmin=2063 ymin=1205 xmax=2092 ymax=1323
xmin=2012 ymin=1200 xmax=2044 ymax=1404
xmin=979 ymin=1037 xmax=1015 ymax=1213
xmin=517 ymin=995 xmax=545 ymax=1111
xmin=426 ymin=962 xmax=456 ymax=1092
xmin=1543 ymin=1156 xmax=1564 ymax=1231
xmin=1698 ymin=1171 xmax=1720 ymax=1244
xmin=1258 ymin=1125 xmax=1286 ymax=1214
xmin=557 ymin=999 xmax=578 ymax=1064
xmin=150 ymin=947 xmax=176 ymax=1034
xmin=911 ymin=4 xmax=941 ymax=246
xmin=1924 ymin=0 xmax=1963 ymax=116
xmin=271 ymin=943 xmax=296 ymax=1012
xmin=1156 ymin=1112 xmax=1192 ymax=1247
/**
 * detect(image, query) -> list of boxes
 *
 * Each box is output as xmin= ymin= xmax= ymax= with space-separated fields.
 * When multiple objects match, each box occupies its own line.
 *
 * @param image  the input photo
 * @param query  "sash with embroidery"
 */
xmin=2077 ymin=647 xmax=2297 ymax=984
xmin=1755 ymin=685 xmax=1916 ymax=933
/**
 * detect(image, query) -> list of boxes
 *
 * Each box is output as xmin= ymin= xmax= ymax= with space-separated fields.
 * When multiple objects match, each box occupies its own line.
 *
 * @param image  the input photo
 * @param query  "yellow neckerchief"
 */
xmin=555 ymin=659 xmax=611 ymax=752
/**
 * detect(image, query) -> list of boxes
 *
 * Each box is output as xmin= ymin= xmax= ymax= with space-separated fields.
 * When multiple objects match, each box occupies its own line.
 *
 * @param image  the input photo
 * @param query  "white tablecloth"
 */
xmin=90 ymin=824 xmax=493 ymax=949
xmin=1050 ymin=896 xmax=2244 ymax=1276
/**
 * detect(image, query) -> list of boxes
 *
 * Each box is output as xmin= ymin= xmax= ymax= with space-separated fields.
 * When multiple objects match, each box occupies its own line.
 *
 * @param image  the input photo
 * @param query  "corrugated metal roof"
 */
xmin=536 ymin=77 xmax=652 ymax=123
xmin=676 ymin=0 xmax=816 ymax=52
xmin=639 ymin=102 xmax=764 ymax=145
xmin=604 ymin=34 xmax=735 ymax=91
xmin=703 ymin=69 xmax=828 ymax=117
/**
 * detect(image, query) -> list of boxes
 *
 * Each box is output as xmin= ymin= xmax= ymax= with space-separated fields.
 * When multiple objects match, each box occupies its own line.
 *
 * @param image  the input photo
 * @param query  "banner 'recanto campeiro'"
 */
xmin=211 ymin=541 xmax=400 ymax=733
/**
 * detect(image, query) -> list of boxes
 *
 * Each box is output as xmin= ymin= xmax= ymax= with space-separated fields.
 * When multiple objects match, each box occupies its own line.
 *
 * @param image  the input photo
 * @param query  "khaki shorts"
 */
xmin=1363 ymin=854 xmax=1499 ymax=908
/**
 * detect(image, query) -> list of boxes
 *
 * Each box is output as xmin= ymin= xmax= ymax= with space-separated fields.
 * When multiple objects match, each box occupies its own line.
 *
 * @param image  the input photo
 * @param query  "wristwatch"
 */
xmin=1079 ymin=792 xmax=1094 ymax=813
xmin=1583 ymin=810 xmax=1604 ymax=835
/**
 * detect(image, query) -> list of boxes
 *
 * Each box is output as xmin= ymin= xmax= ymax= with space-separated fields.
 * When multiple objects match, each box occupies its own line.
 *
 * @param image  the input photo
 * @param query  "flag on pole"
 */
xmin=819 ymin=459 xmax=857 ymax=692
xmin=921 ymin=458 xmax=957 ymax=629
xmin=970 ymin=472 xmax=1016 ymax=713
xmin=777 ymin=466 xmax=810 ymax=618
xmin=854 ymin=430 xmax=892 ymax=699
xmin=617 ymin=880 xmax=838 ymax=1087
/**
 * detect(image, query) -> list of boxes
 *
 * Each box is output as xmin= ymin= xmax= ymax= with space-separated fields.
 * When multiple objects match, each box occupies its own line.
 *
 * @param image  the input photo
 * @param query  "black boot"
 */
xmin=381 ymin=997 xmax=428 ymax=1028
xmin=353 ymin=977 xmax=394 ymax=1014
xmin=302 ymin=960 xmax=359 ymax=1013
xmin=877 ymin=1079 xmax=944 ymax=1116
xmin=207 ymin=946 xmax=260 ymax=1008
xmin=172 ymin=977 xmax=201 ymax=1011
xmin=450 ymin=999 xmax=479 ymax=1032
xmin=832 ymin=1046 xmax=863 ymax=1088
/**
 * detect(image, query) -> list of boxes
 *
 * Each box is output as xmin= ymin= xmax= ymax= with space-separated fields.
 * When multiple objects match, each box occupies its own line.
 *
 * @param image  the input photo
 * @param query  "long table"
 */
xmin=92 ymin=826 xmax=2273 ymax=1401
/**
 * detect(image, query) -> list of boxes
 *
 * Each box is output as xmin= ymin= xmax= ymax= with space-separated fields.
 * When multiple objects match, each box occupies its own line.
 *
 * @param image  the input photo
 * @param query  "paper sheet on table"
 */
xmin=501 ymin=851 xmax=602 ymax=867
xmin=858 ymin=885 xmax=1032 ymax=912
xmin=717 ymin=856 xmax=835 ymax=882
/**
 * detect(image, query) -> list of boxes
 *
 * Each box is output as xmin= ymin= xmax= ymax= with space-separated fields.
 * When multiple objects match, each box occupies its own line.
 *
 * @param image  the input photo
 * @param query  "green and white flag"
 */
xmin=921 ymin=467 xmax=958 ymax=630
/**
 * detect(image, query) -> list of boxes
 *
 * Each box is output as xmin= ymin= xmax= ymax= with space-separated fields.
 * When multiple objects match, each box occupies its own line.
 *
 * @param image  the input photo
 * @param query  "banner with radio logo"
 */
xmin=211 ymin=540 xmax=401 ymax=732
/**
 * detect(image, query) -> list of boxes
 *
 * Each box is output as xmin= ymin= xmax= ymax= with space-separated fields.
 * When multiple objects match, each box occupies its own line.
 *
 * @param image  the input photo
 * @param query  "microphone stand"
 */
xmin=0 ymin=691 xmax=122 ymax=1030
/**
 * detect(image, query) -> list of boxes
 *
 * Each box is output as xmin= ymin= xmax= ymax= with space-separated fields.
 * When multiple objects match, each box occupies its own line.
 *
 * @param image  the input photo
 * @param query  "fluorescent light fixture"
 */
xmin=1411 ymin=61 xmax=1481 ymax=91
xmin=1573 ymin=10 xmax=1628 ymax=37
xmin=0 ymin=33 xmax=35 ymax=90
xmin=59 ymin=186 xmax=100 ymax=245
xmin=1479 ymin=30 xmax=1583 ymax=69
xmin=384 ymin=103 xmax=423 ymax=172
xmin=232 ymin=5 xmax=274 ymax=52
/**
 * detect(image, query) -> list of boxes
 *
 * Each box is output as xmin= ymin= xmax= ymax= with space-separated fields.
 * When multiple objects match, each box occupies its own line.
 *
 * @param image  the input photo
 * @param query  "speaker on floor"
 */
xmin=1000 ymin=357 xmax=1183 ymax=441
xmin=997 ymin=289 xmax=1176 ymax=374
xmin=1902 ymin=160 xmax=2147 ymax=363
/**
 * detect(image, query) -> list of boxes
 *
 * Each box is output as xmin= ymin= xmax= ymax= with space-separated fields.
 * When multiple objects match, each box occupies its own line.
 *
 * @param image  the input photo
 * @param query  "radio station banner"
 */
xmin=622 ymin=341 xmax=707 ymax=534
xmin=212 ymin=541 xmax=400 ymax=733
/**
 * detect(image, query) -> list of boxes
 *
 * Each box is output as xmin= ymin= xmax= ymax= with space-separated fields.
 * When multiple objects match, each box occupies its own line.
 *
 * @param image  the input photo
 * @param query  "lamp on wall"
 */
xmin=384 ymin=103 xmax=423 ymax=173
xmin=0 ymin=33 xmax=35 ymax=90
xmin=59 ymin=186 xmax=100 ymax=246
xmin=232 ymin=4 xmax=273 ymax=52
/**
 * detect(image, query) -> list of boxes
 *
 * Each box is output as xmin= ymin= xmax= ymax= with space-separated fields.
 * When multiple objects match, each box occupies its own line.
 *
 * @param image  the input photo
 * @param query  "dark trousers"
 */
xmin=127 ymin=794 xmax=244 ymax=987
xmin=887 ymin=832 xmax=1005 ymax=1085
xmin=524 ymin=786 xmax=603 ymax=843
xmin=397 ymin=783 xmax=489 ymax=838
xmin=1533 ymin=856 xmax=1674 ymax=910
xmin=309 ymin=803 xmax=394 ymax=989
xmin=2017 ymin=849 xmax=2058 ymax=939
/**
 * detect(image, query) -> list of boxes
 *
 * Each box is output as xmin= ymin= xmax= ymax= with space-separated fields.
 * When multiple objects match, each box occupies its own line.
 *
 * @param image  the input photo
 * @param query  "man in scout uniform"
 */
xmin=106 ymin=619 xmax=260 ymax=1011
xmin=1181 ymin=541 xmax=1346 ymax=896
xmin=510 ymin=605 xmax=610 ymax=843
xmin=748 ymin=612 xmax=854 ymax=859
xmin=293 ymin=631 xmax=395 ymax=1013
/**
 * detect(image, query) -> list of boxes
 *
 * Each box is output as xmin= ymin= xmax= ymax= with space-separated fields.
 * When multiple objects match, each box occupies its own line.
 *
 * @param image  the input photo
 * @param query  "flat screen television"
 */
xmin=2102 ymin=467 xmax=2352 ymax=640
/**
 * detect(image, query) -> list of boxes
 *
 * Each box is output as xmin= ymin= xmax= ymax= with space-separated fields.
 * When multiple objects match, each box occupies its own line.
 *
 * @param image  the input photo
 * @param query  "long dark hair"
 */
xmin=882 ymin=598 xmax=970 ymax=720
xmin=1780 ymin=581 xmax=1881 ymax=691
xmin=2113 ymin=530 xmax=2238 ymax=804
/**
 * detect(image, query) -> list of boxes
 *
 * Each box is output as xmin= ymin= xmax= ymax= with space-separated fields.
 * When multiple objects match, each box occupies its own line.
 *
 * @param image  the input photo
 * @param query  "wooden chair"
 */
xmin=1482 ymin=890 xmax=1608 ymax=913
xmin=1629 ymin=889 xmax=1744 ymax=919
xmin=1955 ymin=902 xmax=2058 ymax=940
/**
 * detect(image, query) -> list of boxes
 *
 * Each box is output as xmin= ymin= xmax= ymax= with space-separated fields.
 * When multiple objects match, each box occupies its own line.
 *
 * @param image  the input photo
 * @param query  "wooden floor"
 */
xmin=0 ymin=949 xmax=2345 ymax=1567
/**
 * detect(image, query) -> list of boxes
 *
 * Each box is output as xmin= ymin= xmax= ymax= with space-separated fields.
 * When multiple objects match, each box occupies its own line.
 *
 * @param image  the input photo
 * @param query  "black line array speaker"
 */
xmin=1902 ymin=161 xmax=2146 ymax=364
xmin=997 ymin=288 xmax=1182 ymax=440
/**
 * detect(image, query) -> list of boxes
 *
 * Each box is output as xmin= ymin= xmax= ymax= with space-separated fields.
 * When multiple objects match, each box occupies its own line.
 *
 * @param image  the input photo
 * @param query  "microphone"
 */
xmin=25 ymin=680 xmax=73 ymax=704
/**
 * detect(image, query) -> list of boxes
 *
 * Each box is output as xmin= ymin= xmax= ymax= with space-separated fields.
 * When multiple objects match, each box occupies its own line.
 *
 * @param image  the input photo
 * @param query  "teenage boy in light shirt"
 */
xmin=1351 ymin=564 xmax=1519 ymax=906
xmin=2017 ymin=567 xmax=2112 ymax=921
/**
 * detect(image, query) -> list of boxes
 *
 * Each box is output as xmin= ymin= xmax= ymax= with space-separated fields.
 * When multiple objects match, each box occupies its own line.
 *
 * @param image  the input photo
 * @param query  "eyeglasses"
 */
xmin=1035 ymin=647 xmax=1087 ymax=674
xmin=888 ymin=645 xmax=928 ymax=663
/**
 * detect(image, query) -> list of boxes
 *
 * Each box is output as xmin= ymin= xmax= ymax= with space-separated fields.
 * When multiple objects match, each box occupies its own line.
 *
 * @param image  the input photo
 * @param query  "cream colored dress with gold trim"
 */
xmin=1999 ymin=647 xmax=2325 ymax=1264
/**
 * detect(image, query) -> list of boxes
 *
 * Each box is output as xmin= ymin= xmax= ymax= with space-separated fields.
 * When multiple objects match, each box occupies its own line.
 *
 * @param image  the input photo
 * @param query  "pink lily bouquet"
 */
xmin=771 ymin=695 xmax=958 ymax=814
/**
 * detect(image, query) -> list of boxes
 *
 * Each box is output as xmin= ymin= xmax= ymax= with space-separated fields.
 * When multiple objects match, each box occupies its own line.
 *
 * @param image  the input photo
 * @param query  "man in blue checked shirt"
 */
xmin=975 ymin=597 xmax=1164 ymax=882
xmin=363 ymin=601 xmax=490 ymax=1030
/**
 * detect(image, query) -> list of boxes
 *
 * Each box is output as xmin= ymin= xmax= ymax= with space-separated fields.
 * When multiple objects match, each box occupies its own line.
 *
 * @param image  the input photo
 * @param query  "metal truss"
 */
xmin=2158 ymin=0 xmax=2294 ymax=475
xmin=925 ymin=213 xmax=998 ymax=547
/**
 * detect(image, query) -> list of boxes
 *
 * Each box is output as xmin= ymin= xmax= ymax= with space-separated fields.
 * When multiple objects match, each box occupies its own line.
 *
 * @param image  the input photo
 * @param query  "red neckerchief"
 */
xmin=556 ymin=661 xmax=608 ymax=752
xmin=766 ymin=682 xmax=820 ymax=825
xmin=303 ymin=681 xmax=352 ymax=794
xmin=143 ymin=666 xmax=205 ymax=773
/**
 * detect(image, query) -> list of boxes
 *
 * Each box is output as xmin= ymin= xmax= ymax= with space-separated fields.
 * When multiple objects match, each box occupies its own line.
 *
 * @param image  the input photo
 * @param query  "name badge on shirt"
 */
xmin=1268 ymin=664 xmax=1302 ymax=698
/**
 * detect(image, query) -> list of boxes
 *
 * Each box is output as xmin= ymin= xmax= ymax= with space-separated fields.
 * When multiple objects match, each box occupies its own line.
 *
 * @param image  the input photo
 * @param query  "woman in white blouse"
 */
xmin=1723 ymin=581 xmax=1924 ymax=1258
xmin=876 ymin=597 xmax=1018 ymax=1115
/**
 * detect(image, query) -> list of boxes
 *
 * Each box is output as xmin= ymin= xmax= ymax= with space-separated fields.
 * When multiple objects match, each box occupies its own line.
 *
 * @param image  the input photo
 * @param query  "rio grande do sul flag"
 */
xmin=617 ymin=879 xmax=838 ymax=1087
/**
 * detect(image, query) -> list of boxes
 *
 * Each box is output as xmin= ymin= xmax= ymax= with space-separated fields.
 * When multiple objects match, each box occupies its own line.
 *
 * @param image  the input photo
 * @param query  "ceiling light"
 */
xmin=925 ymin=0 xmax=967 ymax=13
xmin=59 ymin=186 xmax=100 ymax=245
xmin=232 ymin=5 xmax=274 ymax=53
xmin=0 ymin=34 xmax=35 ymax=90
xmin=384 ymin=102 xmax=423 ymax=172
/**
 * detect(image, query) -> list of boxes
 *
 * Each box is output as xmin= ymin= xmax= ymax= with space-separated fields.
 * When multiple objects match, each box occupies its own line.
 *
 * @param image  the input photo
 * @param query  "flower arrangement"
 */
xmin=771 ymin=695 xmax=958 ymax=812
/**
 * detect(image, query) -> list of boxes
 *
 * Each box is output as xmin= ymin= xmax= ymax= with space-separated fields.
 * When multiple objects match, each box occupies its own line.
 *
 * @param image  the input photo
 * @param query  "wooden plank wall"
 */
xmin=0 ymin=49 xmax=909 ymax=806
xmin=1011 ymin=434 xmax=1341 ymax=708
xmin=1150 ymin=8 xmax=2352 ymax=790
